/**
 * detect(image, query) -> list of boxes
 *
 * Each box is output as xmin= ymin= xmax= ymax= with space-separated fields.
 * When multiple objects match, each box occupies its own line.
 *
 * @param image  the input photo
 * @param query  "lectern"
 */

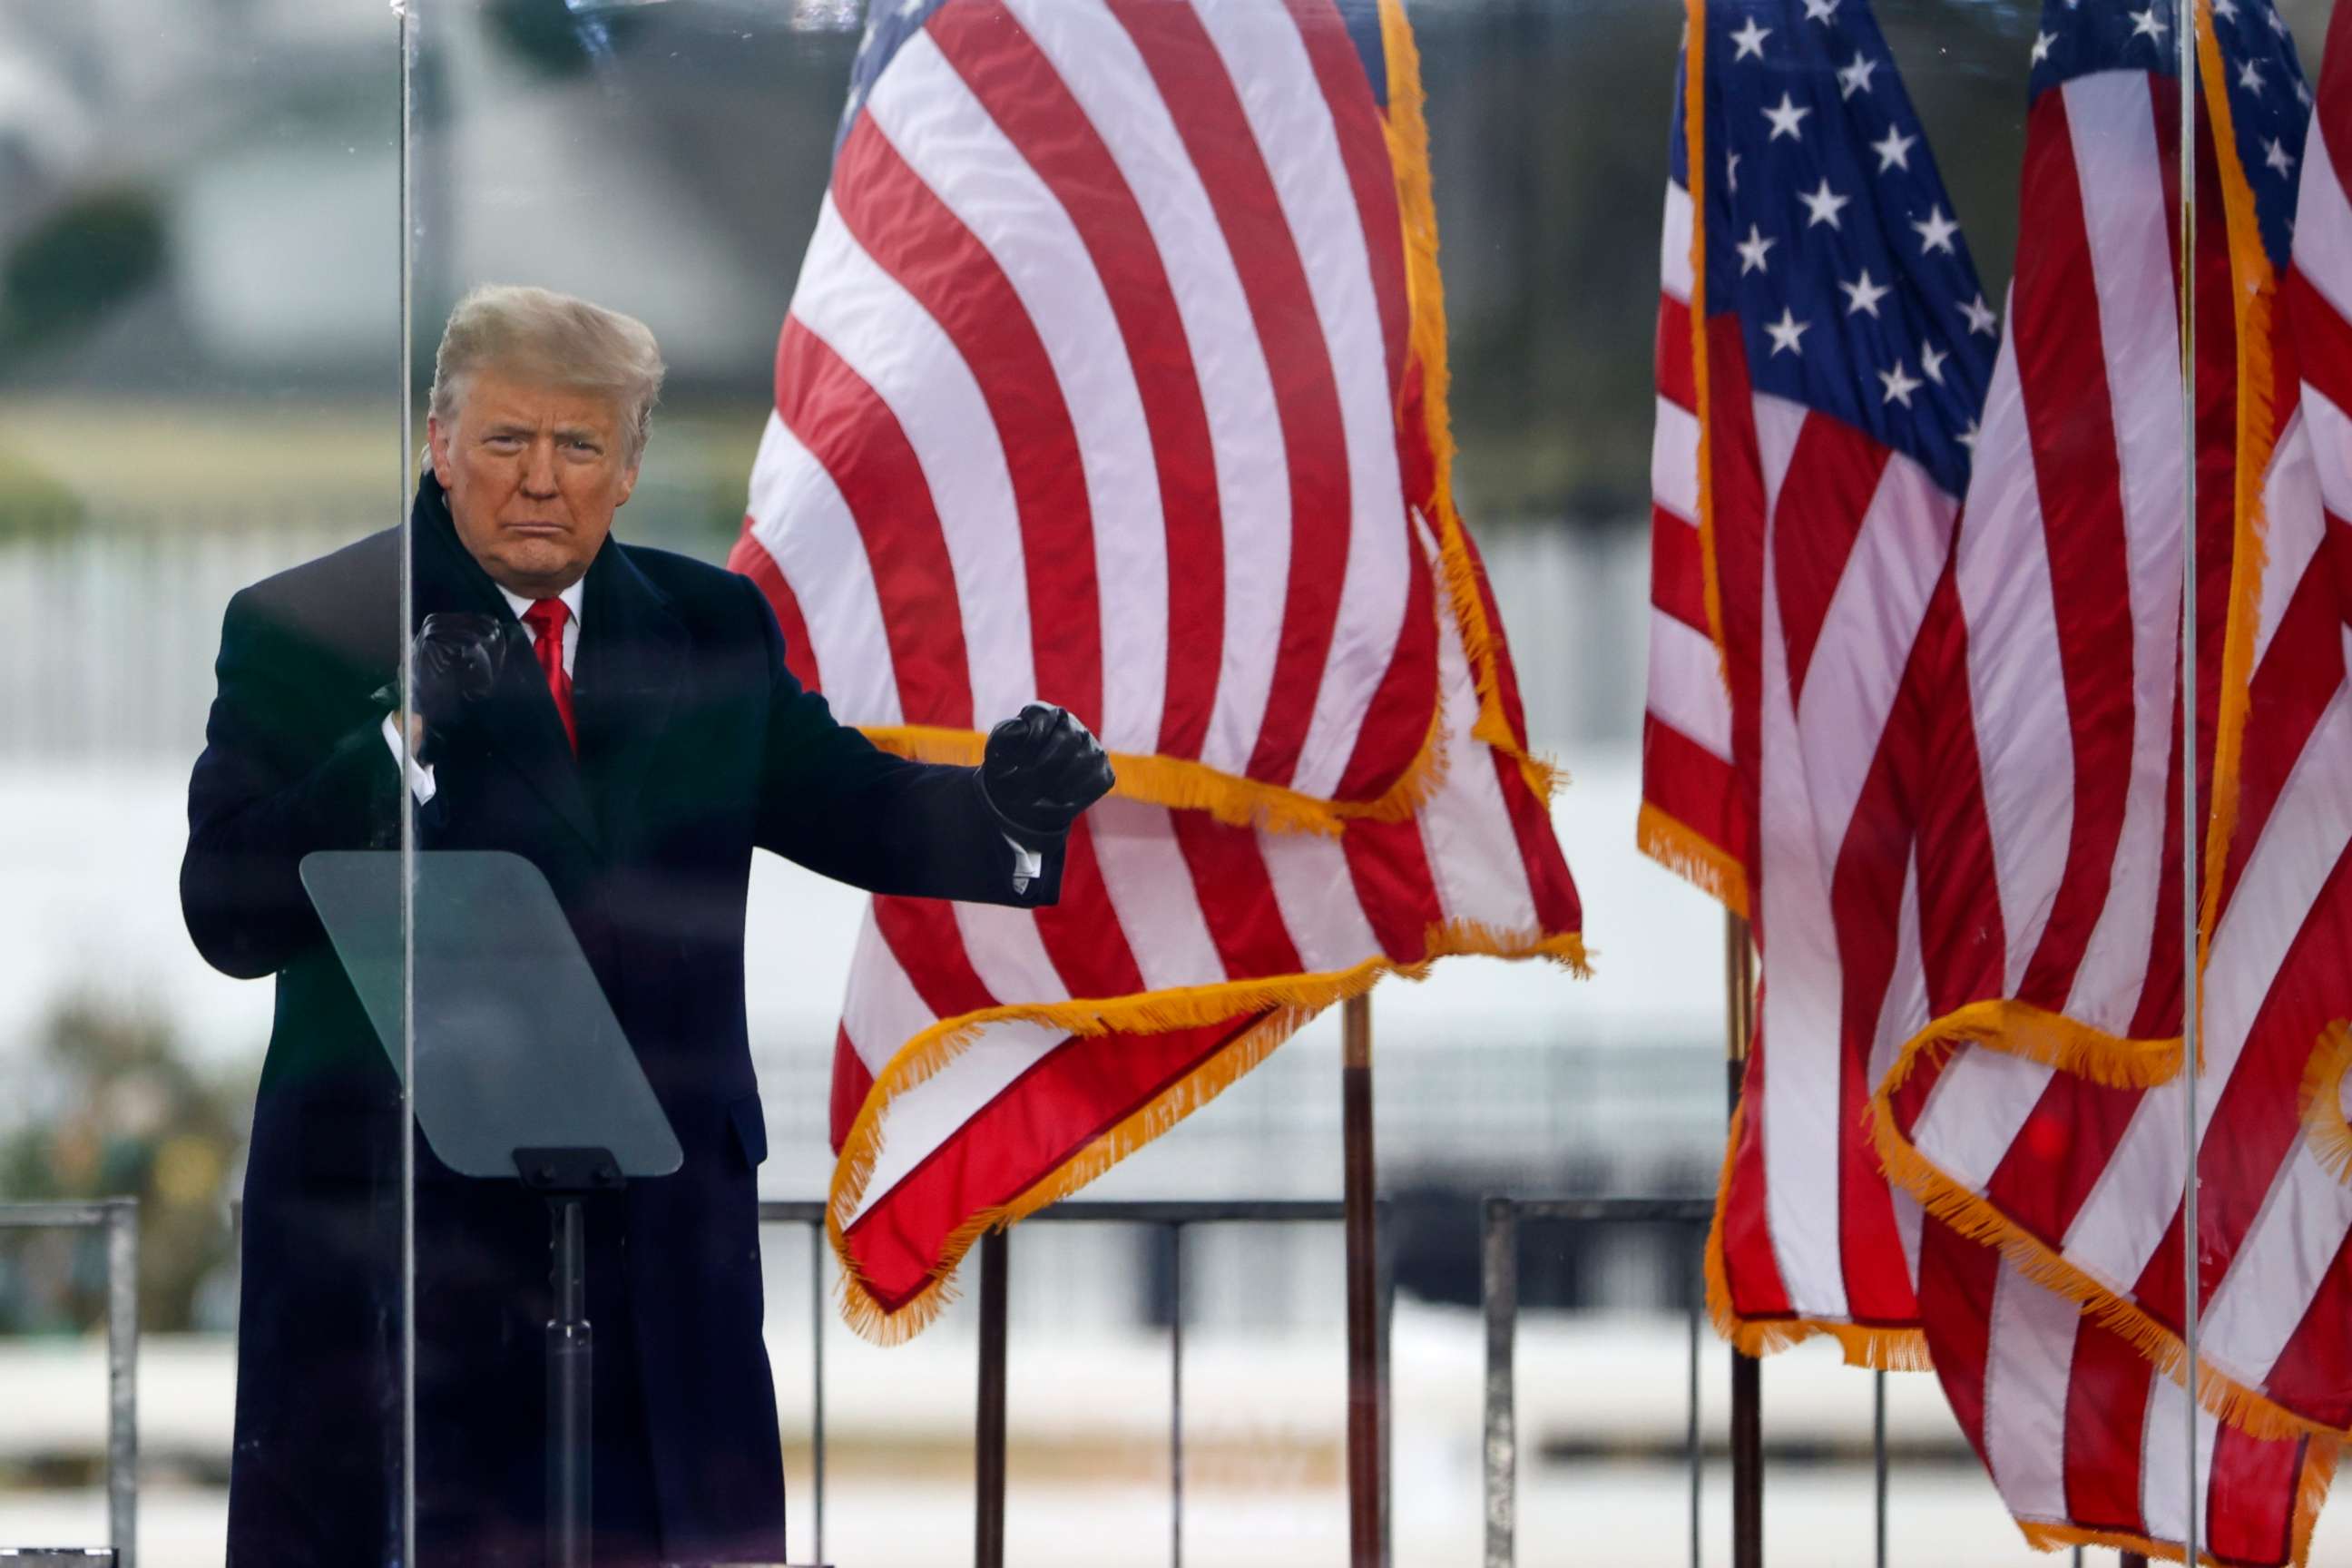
xmin=300 ymin=849 xmax=683 ymax=1568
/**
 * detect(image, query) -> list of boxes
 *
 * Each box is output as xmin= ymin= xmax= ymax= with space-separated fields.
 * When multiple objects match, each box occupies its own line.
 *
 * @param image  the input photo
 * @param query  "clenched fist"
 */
xmin=407 ymin=612 xmax=507 ymax=765
xmin=978 ymin=702 xmax=1115 ymax=843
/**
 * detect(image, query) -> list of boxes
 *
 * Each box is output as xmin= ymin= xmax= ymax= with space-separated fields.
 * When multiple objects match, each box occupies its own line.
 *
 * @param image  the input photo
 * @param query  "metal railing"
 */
xmin=1481 ymin=1195 xmax=2094 ymax=1568
xmin=0 ymin=1200 xmax=139 ymax=1568
xmin=1482 ymin=1197 xmax=1714 ymax=1568
xmin=5 ymin=1190 xmax=2129 ymax=1566
xmin=756 ymin=1197 xmax=1381 ymax=1568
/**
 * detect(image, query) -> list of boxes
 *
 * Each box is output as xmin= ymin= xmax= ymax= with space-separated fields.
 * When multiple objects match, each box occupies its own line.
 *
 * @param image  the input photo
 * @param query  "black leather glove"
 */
xmin=978 ymin=702 xmax=1115 ymax=843
xmin=408 ymin=612 xmax=507 ymax=765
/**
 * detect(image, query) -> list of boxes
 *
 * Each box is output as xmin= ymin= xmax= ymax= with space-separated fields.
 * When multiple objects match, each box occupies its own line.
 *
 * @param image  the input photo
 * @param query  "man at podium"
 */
xmin=181 ymin=284 xmax=1114 ymax=1566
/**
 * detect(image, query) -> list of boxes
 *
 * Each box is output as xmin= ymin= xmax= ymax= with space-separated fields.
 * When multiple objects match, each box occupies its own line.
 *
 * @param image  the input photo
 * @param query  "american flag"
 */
xmin=733 ymin=0 xmax=1449 ymax=838
xmin=1642 ymin=0 xmax=1995 ymax=1366
xmin=1867 ymin=0 xmax=2347 ymax=1558
xmin=730 ymin=0 xmax=1584 ymax=1338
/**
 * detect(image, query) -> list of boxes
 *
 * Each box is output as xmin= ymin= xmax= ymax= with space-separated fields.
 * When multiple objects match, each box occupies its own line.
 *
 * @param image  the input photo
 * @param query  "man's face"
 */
xmin=427 ymin=369 xmax=639 ymax=599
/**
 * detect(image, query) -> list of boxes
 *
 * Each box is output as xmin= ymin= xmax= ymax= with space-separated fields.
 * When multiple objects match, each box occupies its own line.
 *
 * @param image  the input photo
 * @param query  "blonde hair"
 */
xmin=428 ymin=284 xmax=666 ymax=465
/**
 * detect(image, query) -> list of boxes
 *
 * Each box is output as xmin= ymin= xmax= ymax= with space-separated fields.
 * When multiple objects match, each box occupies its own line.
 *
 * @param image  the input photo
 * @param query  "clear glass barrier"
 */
xmin=381 ymin=1 xmax=2321 ymax=1566
xmin=0 ymin=2 xmax=407 ymax=1563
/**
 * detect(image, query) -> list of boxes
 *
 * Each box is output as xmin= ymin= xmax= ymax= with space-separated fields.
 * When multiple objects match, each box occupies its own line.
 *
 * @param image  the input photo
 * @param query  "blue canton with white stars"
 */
xmin=2025 ymin=0 xmax=2186 ymax=93
xmin=2026 ymin=0 xmax=2307 ymax=268
xmin=1681 ymin=0 xmax=1995 ymax=499
xmin=2203 ymin=0 xmax=2311 ymax=269
xmin=835 ymin=0 xmax=948 ymax=159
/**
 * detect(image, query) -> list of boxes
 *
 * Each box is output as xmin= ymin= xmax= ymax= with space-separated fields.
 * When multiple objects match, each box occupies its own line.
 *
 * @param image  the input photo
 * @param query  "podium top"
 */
xmin=299 ymin=850 xmax=683 ymax=1181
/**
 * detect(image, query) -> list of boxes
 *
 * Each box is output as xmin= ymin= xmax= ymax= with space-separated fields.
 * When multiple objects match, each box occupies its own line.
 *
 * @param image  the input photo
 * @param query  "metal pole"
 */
xmin=1481 ymin=1198 xmax=1517 ymax=1568
xmin=1873 ymin=1372 xmax=1888 ymax=1568
xmin=396 ymin=1 xmax=417 ymax=1562
xmin=1342 ymin=994 xmax=1384 ymax=1568
xmin=1376 ymin=1196 xmax=1395 ymax=1568
xmin=2176 ymin=12 xmax=2203 ymax=1568
xmin=1726 ymin=911 xmax=1762 ymax=1568
xmin=976 ymin=1228 xmax=1010 ymax=1568
xmin=1688 ymin=1254 xmax=1702 ymax=1568
xmin=1724 ymin=911 xmax=1756 ymax=1077
xmin=546 ymin=1197 xmax=593 ymax=1568
xmin=1169 ymin=1221 xmax=1184 ymax=1568
xmin=105 ymin=1199 xmax=138 ymax=1568
xmin=1730 ymin=1326 xmax=1761 ymax=1568
xmin=810 ymin=1221 xmax=827 ymax=1567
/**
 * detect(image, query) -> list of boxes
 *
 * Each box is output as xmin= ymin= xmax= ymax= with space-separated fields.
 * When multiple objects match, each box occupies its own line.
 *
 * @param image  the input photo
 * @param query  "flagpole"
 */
xmin=1725 ymin=911 xmax=1762 ymax=1568
xmin=2176 ymin=5 xmax=2203 ymax=1568
xmin=395 ymin=7 xmax=416 ymax=1566
xmin=975 ymin=1229 xmax=1009 ymax=1568
xmin=1342 ymin=993 xmax=1385 ymax=1568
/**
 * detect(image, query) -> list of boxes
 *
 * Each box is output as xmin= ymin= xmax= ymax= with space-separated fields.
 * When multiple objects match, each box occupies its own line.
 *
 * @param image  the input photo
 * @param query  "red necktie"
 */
xmin=521 ymin=598 xmax=577 ymax=755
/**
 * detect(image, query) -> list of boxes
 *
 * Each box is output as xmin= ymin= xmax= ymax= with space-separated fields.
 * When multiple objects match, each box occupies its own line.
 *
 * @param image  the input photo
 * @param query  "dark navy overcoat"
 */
xmin=182 ymin=474 xmax=1061 ymax=1564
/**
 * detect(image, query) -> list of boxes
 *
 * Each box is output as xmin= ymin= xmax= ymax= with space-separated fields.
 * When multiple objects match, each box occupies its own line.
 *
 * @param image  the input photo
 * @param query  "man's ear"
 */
xmin=426 ymin=415 xmax=455 ymax=488
xmin=615 ymin=462 xmax=641 ymax=510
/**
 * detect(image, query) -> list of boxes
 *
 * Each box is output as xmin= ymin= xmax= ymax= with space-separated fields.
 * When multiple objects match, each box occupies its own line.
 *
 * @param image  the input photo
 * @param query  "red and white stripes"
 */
xmin=1648 ymin=183 xmax=1951 ymax=1360
xmin=745 ymin=0 xmax=1586 ymax=1339
xmin=1918 ymin=1227 xmax=2330 ymax=1563
xmin=829 ymin=518 xmax=1583 ymax=1334
xmin=1868 ymin=14 xmax=2352 ymax=1559
xmin=732 ymin=0 xmax=1443 ymax=829
xmin=1642 ymin=175 xmax=1751 ymax=906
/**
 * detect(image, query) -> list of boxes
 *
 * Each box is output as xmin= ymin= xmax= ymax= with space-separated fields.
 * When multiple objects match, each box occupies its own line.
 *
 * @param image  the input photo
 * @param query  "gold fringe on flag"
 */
xmin=1377 ymin=0 xmax=1563 ymax=806
xmin=2299 ymin=1022 xmax=2352 ymax=1184
xmin=827 ymin=921 xmax=1590 ymax=1346
xmin=1871 ymin=1004 xmax=2349 ymax=1447
xmin=1700 ymin=1099 xmax=1932 ymax=1370
xmin=2017 ymin=1436 xmax=2337 ymax=1568
xmin=863 ymin=708 xmax=1449 ymax=838
xmin=1636 ymin=802 xmax=1751 ymax=920
xmin=2194 ymin=0 xmax=2288 ymax=980
xmin=1680 ymin=0 xmax=1731 ymax=692
xmin=1632 ymin=0 xmax=1749 ymax=908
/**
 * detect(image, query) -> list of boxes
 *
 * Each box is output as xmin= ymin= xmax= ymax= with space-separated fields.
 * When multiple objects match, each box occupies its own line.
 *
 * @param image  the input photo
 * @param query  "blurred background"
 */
xmin=0 ymin=0 xmax=2335 ymax=1563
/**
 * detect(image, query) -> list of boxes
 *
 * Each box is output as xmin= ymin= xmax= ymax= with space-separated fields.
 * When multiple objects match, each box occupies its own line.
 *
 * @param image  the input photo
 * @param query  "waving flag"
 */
xmin=1866 ymin=1 xmax=2346 ymax=1558
xmin=732 ymin=0 xmax=1583 ymax=1338
xmin=1644 ymin=0 xmax=1995 ymax=1367
xmin=729 ymin=0 xmax=1536 ymax=837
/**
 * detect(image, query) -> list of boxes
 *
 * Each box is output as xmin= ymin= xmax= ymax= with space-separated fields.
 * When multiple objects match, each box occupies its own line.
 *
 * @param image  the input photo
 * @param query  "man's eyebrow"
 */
xmin=554 ymin=425 xmax=603 ymax=445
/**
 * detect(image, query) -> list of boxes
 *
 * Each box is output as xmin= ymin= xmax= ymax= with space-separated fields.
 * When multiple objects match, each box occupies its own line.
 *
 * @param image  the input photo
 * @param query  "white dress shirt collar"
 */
xmin=497 ymin=579 xmax=585 ymax=627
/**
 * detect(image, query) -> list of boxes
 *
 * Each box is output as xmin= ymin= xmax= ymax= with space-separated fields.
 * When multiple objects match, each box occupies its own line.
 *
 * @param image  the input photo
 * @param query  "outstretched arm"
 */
xmin=747 ymin=578 xmax=1067 ymax=906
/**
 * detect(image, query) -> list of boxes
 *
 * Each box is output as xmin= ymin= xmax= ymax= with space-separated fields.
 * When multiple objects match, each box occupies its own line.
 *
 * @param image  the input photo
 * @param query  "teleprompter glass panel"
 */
xmin=398 ymin=7 xmax=852 ymax=1561
xmin=0 ymin=2 xmax=409 ymax=1563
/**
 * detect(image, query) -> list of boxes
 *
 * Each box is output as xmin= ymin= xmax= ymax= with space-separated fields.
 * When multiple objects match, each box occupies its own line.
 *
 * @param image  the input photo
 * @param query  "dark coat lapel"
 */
xmin=575 ymin=537 xmax=685 ymax=846
xmin=411 ymin=478 xmax=603 ymax=851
